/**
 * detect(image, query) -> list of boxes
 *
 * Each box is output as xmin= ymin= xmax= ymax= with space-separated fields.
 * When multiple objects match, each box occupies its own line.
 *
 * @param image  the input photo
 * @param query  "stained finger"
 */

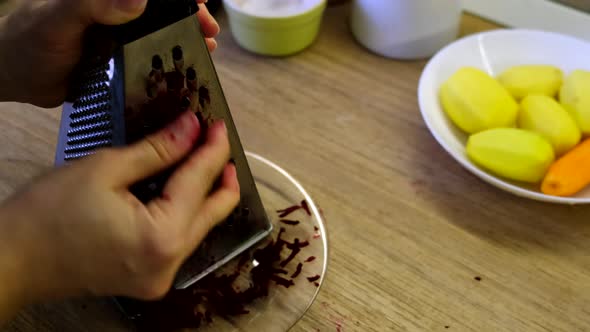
xmin=148 ymin=120 xmax=231 ymax=223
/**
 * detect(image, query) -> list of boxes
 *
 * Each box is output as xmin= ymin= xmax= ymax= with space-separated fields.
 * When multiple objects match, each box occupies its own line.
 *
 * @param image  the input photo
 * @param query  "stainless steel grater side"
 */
xmin=55 ymin=0 xmax=272 ymax=291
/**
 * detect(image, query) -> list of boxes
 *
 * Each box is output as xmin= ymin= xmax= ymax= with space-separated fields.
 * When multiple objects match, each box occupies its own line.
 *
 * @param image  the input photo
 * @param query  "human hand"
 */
xmin=0 ymin=0 xmax=219 ymax=108
xmin=0 ymin=111 xmax=239 ymax=311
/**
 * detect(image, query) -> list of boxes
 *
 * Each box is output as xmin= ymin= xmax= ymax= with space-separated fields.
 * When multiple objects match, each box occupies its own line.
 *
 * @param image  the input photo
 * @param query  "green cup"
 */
xmin=222 ymin=0 xmax=328 ymax=56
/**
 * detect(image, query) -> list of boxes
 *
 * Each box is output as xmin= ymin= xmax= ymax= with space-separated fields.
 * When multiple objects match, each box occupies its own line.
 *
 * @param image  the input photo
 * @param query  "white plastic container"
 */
xmin=350 ymin=0 xmax=463 ymax=59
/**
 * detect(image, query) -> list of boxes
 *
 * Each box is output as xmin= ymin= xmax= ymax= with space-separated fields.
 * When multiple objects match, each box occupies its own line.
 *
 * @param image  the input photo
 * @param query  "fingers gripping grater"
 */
xmin=54 ymin=0 xmax=272 ymax=291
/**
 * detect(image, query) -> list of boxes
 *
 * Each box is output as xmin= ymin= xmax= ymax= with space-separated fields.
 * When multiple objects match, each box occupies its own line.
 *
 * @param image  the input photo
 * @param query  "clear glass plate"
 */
xmin=193 ymin=151 xmax=329 ymax=332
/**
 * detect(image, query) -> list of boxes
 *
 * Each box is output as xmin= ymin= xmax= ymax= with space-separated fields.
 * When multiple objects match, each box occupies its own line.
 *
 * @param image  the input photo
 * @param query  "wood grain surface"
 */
xmin=1 ymin=3 xmax=590 ymax=332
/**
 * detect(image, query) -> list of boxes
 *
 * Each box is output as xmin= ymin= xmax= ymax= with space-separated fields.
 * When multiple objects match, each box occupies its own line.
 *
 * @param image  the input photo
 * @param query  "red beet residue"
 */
xmin=305 ymin=256 xmax=316 ymax=263
xmin=199 ymin=86 xmax=210 ymax=108
xmin=278 ymin=201 xmax=311 ymax=217
xmin=280 ymin=245 xmax=300 ymax=267
xmin=279 ymin=219 xmax=300 ymax=226
xmin=164 ymin=70 xmax=185 ymax=93
xmin=161 ymin=192 xmax=171 ymax=201
xmin=307 ymin=275 xmax=321 ymax=283
xmin=291 ymin=263 xmax=303 ymax=278
xmin=301 ymin=200 xmax=311 ymax=216
xmin=271 ymin=275 xmax=295 ymax=288
xmin=313 ymin=226 xmax=321 ymax=239
xmin=127 ymin=46 xmax=214 ymax=147
xmin=288 ymin=240 xmax=309 ymax=248
xmin=277 ymin=205 xmax=301 ymax=218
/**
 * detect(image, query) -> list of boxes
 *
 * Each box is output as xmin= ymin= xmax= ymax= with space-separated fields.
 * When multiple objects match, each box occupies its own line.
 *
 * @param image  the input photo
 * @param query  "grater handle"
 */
xmin=85 ymin=0 xmax=200 ymax=54
xmin=105 ymin=0 xmax=199 ymax=45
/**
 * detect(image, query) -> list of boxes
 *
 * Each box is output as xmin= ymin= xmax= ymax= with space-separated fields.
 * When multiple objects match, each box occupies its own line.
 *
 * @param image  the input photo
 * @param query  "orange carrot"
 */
xmin=542 ymin=138 xmax=590 ymax=196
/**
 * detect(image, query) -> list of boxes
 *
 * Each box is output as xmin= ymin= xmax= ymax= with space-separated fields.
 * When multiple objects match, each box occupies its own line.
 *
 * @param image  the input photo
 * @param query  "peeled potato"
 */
xmin=498 ymin=65 xmax=563 ymax=100
xmin=440 ymin=67 xmax=519 ymax=134
xmin=559 ymin=69 xmax=590 ymax=135
xmin=518 ymin=95 xmax=581 ymax=156
xmin=466 ymin=128 xmax=555 ymax=183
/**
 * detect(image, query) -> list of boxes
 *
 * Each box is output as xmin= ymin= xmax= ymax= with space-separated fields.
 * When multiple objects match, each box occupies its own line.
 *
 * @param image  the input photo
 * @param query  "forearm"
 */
xmin=0 ymin=192 xmax=93 ymax=323
xmin=0 ymin=206 xmax=31 ymax=325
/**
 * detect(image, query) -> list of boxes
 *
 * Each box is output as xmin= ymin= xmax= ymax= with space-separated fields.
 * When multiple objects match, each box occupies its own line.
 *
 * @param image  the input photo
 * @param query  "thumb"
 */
xmin=57 ymin=0 xmax=148 ymax=27
xmin=106 ymin=111 xmax=202 ymax=188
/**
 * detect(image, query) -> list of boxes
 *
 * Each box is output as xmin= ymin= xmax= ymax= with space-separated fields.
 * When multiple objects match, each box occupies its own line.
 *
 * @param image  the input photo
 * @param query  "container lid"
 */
xmin=223 ymin=0 xmax=327 ymax=28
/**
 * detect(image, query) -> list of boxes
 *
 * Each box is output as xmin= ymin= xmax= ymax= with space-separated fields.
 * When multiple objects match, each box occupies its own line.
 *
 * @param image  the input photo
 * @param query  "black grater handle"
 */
xmin=105 ymin=0 xmax=199 ymax=46
xmin=85 ymin=0 xmax=200 ymax=54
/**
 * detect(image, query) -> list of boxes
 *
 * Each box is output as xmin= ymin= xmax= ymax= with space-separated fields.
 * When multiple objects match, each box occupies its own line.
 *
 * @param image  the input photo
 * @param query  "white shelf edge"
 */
xmin=463 ymin=0 xmax=590 ymax=41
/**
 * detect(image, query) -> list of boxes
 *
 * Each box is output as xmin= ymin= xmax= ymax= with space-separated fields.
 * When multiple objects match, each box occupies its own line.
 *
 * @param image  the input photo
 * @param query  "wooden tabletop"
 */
xmin=2 ymin=4 xmax=590 ymax=332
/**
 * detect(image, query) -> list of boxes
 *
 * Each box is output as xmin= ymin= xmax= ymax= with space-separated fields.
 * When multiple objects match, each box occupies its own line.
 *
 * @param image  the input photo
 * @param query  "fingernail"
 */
xmin=114 ymin=0 xmax=147 ymax=13
xmin=212 ymin=120 xmax=227 ymax=135
xmin=227 ymin=163 xmax=240 ymax=191
xmin=168 ymin=112 xmax=199 ymax=142
xmin=207 ymin=38 xmax=218 ymax=52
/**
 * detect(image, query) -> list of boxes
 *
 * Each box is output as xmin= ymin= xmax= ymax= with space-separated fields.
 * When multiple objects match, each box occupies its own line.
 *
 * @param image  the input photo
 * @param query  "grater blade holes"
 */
xmin=65 ymin=59 xmax=114 ymax=161
xmin=67 ymin=130 xmax=113 ymax=145
xmin=64 ymin=139 xmax=112 ymax=154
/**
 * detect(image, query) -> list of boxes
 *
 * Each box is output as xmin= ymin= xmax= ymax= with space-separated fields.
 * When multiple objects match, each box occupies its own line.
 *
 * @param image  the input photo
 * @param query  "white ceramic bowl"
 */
xmin=418 ymin=29 xmax=590 ymax=204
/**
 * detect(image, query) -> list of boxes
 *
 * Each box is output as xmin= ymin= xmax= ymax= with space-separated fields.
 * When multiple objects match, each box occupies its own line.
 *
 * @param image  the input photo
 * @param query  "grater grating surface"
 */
xmin=63 ymin=63 xmax=114 ymax=162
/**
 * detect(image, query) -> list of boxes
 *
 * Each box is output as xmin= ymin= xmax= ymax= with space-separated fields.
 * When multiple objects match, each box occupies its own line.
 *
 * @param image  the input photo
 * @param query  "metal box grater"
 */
xmin=54 ymin=0 xmax=272 ymax=293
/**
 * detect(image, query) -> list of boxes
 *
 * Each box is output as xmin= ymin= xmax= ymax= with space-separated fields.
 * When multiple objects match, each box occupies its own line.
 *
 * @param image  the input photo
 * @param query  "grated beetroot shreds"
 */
xmin=280 ymin=246 xmax=300 ymax=268
xmin=277 ymin=205 xmax=302 ymax=218
xmin=295 ymin=241 xmax=310 ymax=248
xmin=273 ymin=268 xmax=288 ymax=275
xmin=291 ymin=263 xmax=303 ymax=278
xmin=271 ymin=275 xmax=295 ymax=288
xmin=199 ymin=86 xmax=210 ymax=108
xmin=130 ymin=203 xmax=321 ymax=332
xmin=280 ymin=238 xmax=311 ymax=267
xmin=301 ymin=200 xmax=311 ymax=216
xmin=279 ymin=219 xmax=300 ymax=226
xmin=307 ymin=275 xmax=321 ymax=283
xmin=305 ymin=256 xmax=316 ymax=263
